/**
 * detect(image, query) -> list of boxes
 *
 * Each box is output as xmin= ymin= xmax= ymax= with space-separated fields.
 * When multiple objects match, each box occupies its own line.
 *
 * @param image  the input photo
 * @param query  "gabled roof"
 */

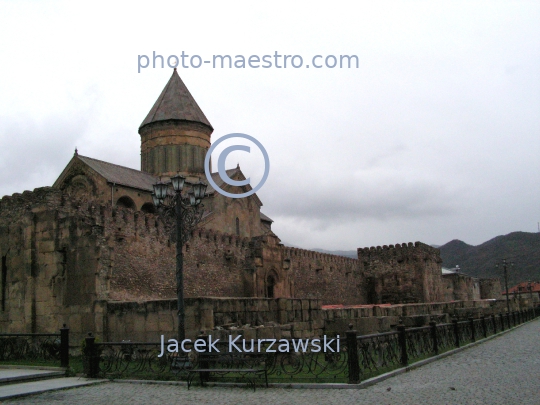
xmin=78 ymin=155 xmax=158 ymax=191
xmin=208 ymin=166 xmax=263 ymax=207
xmin=140 ymin=69 xmax=213 ymax=130
xmin=260 ymin=212 xmax=273 ymax=223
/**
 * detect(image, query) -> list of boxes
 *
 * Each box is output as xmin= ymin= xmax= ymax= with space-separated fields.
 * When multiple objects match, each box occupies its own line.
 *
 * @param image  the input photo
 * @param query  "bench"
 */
xmin=187 ymin=351 xmax=268 ymax=391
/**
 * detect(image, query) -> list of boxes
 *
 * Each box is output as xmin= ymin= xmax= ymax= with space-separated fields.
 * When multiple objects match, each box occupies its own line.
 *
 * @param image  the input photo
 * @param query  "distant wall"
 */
xmin=358 ymin=242 xmax=444 ymax=304
xmin=480 ymin=278 xmax=502 ymax=299
xmin=102 ymin=297 xmax=519 ymax=342
xmin=284 ymin=247 xmax=362 ymax=305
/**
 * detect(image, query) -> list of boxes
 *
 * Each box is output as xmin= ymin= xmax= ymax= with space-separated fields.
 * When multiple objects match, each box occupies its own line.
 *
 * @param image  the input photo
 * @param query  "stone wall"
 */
xmin=357 ymin=242 xmax=444 ymax=304
xmin=0 ymin=187 xmax=108 ymax=339
xmin=442 ymin=273 xmax=481 ymax=301
xmin=0 ymin=186 xmax=505 ymax=344
xmin=284 ymin=247 xmax=361 ymax=304
xmin=102 ymin=297 xmax=522 ymax=342
xmin=479 ymin=278 xmax=502 ymax=299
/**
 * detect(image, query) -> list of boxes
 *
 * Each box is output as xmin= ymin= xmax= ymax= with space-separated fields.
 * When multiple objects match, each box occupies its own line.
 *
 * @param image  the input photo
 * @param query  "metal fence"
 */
xmin=83 ymin=308 xmax=539 ymax=385
xmin=348 ymin=308 xmax=539 ymax=383
xmin=0 ymin=324 xmax=69 ymax=368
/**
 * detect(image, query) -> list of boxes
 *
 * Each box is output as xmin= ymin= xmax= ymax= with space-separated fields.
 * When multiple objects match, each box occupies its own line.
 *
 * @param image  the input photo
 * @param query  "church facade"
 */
xmin=0 ymin=71 xmax=500 ymax=339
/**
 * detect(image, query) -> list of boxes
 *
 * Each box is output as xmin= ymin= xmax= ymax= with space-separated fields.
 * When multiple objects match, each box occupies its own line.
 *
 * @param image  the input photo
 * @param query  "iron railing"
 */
xmin=84 ymin=335 xmax=348 ymax=383
xmin=0 ymin=324 xmax=69 ymax=367
xmin=83 ymin=308 xmax=539 ymax=385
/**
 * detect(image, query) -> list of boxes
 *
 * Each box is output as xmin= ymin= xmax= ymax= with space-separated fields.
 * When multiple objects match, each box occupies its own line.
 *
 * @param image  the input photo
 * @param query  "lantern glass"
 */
xmin=192 ymin=181 xmax=208 ymax=199
xmin=171 ymin=174 xmax=186 ymax=192
xmin=188 ymin=192 xmax=196 ymax=206
xmin=153 ymin=181 xmax=168 ymax=200
xmin=151 ymin=193 xmax=160 ymax=207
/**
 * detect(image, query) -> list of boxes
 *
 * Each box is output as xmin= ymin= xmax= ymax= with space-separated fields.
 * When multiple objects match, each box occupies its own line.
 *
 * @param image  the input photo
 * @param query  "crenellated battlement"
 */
xmin=283 ymin=246 xmax=358 ymax=265
xmin=357 ymin=241 xmax=441 ymax=263
xmin=0 ymin=187 xmax=63 ymax=212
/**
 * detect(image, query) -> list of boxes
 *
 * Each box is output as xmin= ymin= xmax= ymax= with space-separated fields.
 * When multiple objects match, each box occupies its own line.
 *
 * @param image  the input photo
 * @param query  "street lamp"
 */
xmin=527 ymin=280 xmax=533 ymax=305
xmin=495 ymin=259 xmax=513 ymax=314
xmin=153 ymin=174 xmax=207 ymax=342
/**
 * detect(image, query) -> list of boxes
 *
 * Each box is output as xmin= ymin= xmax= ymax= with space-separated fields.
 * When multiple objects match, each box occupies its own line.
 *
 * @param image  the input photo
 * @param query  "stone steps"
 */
xmin=0 ymin=367 xmax=107 ymax=400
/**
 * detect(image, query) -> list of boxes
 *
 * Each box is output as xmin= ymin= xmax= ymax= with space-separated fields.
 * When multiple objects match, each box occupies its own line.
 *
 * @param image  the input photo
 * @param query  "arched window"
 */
xmin=116 ymin=196 xmax=136 ymax=210
xmin=235 ymin=217 xmax=240 ymax=236
xmin=141 ymin=202 xmax=156 ymax=214
xmin=266 ymin=273 xmax=276 ymax=298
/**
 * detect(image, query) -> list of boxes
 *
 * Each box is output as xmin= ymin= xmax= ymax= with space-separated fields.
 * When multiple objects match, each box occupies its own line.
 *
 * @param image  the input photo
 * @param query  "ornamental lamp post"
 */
xmin=495 ymin=259 xmax=513 ymax=314
xmin=153 ymin=174 xmax=207 ymax=342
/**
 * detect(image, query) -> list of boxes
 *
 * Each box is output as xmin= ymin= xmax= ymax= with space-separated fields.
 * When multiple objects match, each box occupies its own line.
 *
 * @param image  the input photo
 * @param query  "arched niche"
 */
xmin=116 ymin=196 xmax=136 ymax=210
xmin=141 ymin=202 xmax=156 ymax=214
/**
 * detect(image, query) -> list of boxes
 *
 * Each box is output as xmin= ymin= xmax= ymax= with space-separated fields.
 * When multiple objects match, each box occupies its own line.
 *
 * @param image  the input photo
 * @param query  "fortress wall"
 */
xmin=0 ymin=187 xmax=255 ymax=341
xmin=284 ymin=247 xmax=364 ymax=305
xmin=480 ymin=278 xmax=503 ymax=299
xmin=0 ymin=187 xmax=106 ymax=339
xmin=101 ymin=206 xmax=252 ymax=301
xmin=357 ymin=242 xmax=444 ymax=304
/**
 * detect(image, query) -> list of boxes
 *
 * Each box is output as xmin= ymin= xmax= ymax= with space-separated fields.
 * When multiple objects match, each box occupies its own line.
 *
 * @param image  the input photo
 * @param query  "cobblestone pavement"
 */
xmin=5 ymin=319 xmax=540 ymax=405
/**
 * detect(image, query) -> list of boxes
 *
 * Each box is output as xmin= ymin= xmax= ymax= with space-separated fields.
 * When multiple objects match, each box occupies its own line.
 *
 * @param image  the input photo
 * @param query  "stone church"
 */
xmin=0 ymin=70 xmax=500 ymax=339
xmin=54 ymin=69 xmax=272 ymax=240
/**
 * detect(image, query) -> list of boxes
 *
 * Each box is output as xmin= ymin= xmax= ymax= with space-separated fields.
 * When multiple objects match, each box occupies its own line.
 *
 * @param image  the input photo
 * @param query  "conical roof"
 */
xmin=139 ymin=69 xmax=213 ymax=129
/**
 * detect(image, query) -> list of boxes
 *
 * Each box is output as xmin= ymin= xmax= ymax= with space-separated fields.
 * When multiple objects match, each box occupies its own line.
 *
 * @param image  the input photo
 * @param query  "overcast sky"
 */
xmin=0 ymin=1 xmax=538 ymax=250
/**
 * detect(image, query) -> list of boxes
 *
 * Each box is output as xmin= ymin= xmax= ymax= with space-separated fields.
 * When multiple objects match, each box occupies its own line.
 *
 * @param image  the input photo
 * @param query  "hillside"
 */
xmin=439 ymin=232 xmax=540 ymax=287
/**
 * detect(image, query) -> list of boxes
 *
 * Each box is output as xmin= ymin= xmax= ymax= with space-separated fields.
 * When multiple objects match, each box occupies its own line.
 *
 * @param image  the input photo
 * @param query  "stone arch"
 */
xmin=141 ymin=202 xmax=156 ymax=214
xmin=62 ymin=174 xmax=96 ymax=197
xmin=116 ymin=196 xmax=136 ymax=210
xmin=265 ymin=269 xmax=279 ymax=298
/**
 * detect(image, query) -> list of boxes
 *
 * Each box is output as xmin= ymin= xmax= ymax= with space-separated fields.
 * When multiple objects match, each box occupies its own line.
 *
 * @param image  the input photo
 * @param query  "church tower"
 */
xmin=139 ymin=69 xmax=213 ymax=178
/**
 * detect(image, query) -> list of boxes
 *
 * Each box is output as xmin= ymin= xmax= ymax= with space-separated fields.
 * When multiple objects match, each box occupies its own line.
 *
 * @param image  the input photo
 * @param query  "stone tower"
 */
xmin=139 ymin=69 xmax=213 ymax=178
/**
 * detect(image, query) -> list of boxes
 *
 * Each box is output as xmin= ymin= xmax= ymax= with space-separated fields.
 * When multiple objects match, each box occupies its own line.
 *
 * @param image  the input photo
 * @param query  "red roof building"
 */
xmin=502 ymin=281 xmax=540 ymax=296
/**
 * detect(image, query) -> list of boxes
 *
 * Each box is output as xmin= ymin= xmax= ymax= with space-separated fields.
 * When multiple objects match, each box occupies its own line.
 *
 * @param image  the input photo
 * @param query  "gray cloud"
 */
xmin=0 ymin=2 xmax=538 ymax=251
xmin=0 ymin=114 xmax=90 ymax=197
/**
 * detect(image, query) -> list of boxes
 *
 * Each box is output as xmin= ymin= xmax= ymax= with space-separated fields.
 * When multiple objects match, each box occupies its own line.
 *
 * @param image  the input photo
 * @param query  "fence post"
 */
xmin=491 ymin=314 xmax=497 ymax=334
xmin=84 ymin=333 xmax=97 ymax=378
xmin=346 ymin=324 xmax=360 ymax=384
xmin=398 ymin=320 xmax=408 ymax=367
xmin=469 ymin=317 xmax=475 ymax=342
xmin=452 ymin=317 xmax=460 ymax=348
xmin=199 ymin=331 xmax=210 ymax=384
xmin=60 ymin=324 xmax=69 ymax=368
xmin=512 ymin=311 xmax=517 ymax=327
xmin=481 ymin=315 xmax=487 ymax=338
xmin=429 ymin=320 xmax=438 ymax=355
xmin=499 ymin=313 xmax=505 ymax=332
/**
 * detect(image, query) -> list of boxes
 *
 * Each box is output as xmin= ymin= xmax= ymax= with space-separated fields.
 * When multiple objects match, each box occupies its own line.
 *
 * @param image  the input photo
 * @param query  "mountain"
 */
xmin=439 ymin=232 xmax=540 ymax=287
